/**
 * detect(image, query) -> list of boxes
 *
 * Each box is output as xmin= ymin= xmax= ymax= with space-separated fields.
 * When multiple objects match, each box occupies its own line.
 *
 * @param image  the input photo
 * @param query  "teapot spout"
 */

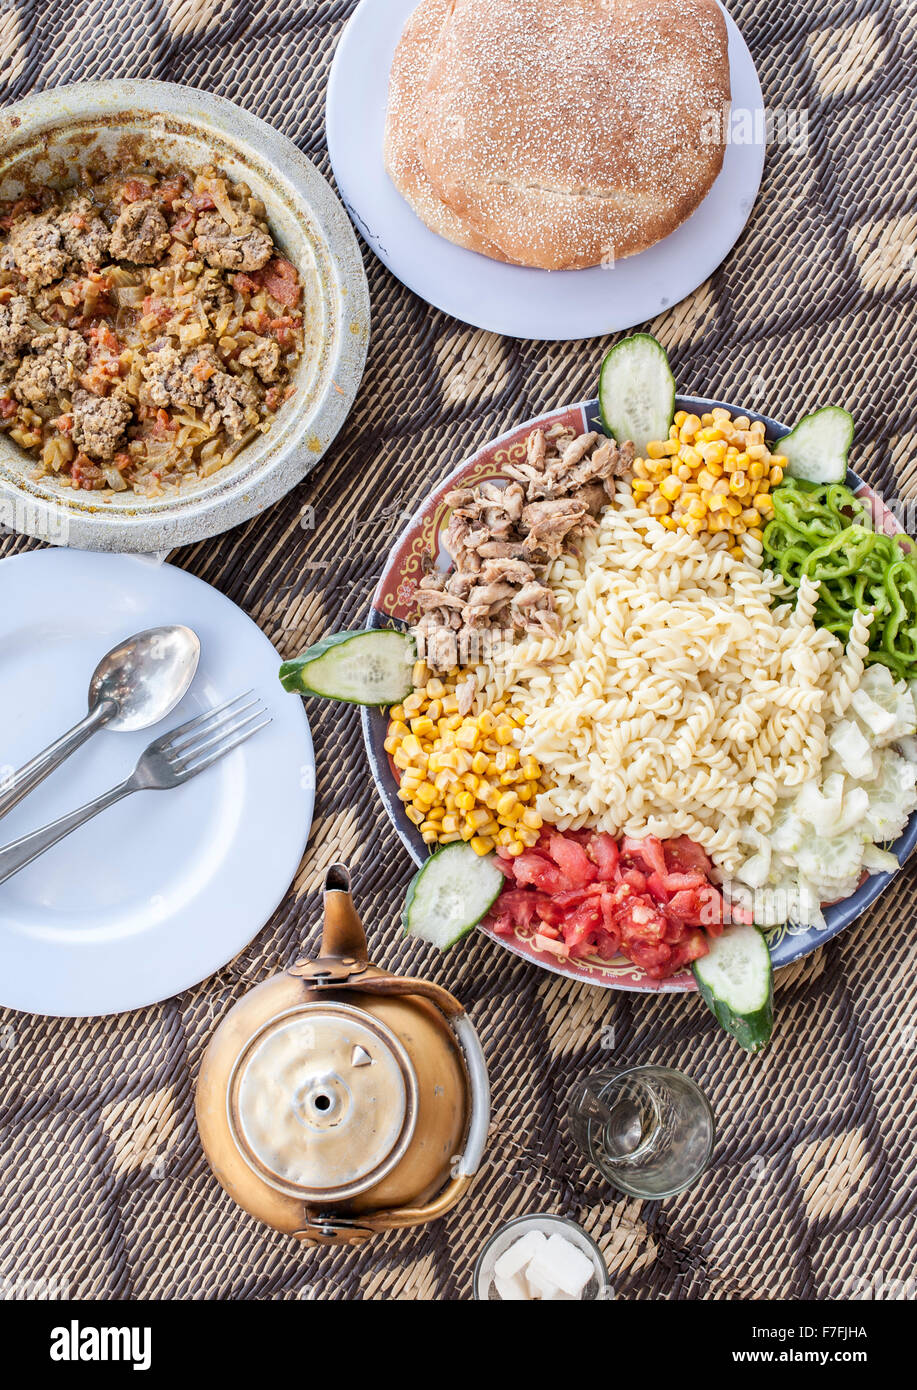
xmin=321 ymin=864 xmax=368 ymax=962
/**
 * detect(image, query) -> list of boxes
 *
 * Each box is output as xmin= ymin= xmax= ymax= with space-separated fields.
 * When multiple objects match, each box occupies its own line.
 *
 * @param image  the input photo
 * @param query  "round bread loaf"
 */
xmin=385 ymin=0 xmax=731 ymax=271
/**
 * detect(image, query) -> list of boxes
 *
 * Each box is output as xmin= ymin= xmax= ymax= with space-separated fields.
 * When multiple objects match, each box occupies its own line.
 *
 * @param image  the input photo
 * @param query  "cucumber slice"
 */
xmin=279 ymin=629 xmax=415 ymax=705
xmin=403 ymin=842 xmax=505 ymax=950
xmin=598 ymin=333 xmax=675 ymax=455
xmin=693 ymin=924 xmax=774 ymax=1052
xmin=777 ymin=407 xmax=854 ymax=485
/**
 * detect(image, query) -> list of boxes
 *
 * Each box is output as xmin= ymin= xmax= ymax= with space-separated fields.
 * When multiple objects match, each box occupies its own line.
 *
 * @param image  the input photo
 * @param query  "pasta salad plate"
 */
xmin=360 ymin=353 xmax=917 ymax=1001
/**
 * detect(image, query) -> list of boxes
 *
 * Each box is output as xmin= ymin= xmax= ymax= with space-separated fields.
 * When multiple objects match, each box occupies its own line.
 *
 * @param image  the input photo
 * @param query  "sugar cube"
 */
xmin=493 ymin=1271 xmax=529 ymax=1301
xmin=526 ymin=1233 xmax=595 ymax=1299
xmin=493 ymin=1229 xmax=548 ymax=1281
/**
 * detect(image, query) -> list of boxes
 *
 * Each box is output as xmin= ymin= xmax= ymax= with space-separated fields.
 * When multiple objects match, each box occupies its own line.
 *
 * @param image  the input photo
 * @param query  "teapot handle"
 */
xmin=329 ymin=973 xmax=490 ymax=1232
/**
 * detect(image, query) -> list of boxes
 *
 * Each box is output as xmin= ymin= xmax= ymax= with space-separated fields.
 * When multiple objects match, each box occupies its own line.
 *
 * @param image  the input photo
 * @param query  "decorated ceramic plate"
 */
xmin=362 ymin=396 xmax=917 ymax=992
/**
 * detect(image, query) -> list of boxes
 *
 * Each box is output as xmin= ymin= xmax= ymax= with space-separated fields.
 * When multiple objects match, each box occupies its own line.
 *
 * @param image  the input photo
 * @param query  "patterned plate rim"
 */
xmin=362 ymin=396 xmax=917 ymax=992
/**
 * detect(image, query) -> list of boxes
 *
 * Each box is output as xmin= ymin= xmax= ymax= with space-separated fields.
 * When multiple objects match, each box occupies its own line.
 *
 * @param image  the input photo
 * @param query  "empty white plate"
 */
xmin=0 ymin=550 xmax=313 ymax=1017
xmin=327 ymin=0 xmax=765 ymax=341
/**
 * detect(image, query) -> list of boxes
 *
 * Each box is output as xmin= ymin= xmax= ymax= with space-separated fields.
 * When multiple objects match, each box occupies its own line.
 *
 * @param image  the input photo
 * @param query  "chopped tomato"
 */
xmin=53 ymin=414 xmax=73 ymax=434
xmin=121 ymin=178 xmax=154 ymax=203
xmin=0 ymin=396 xmax=17 ymax=419
xmin=158 ymin=177 xmax=187 ymax=209
xmin=232 ymin=272 xmax=259 ymax=297
xmin=621 ymin=835 xmax=667 ymax=877
xmin=257 ymin=256 xmax=301 ymax=307
xmin=546 ymin=829 xmax=597 ymax=888
xmin=587 ymin=832 xmax=619 ymax=881
xmin=663 ymin=835 xmax=713 ymax=875
xmin=152 ymin=410 xmax=175 ymax=437
xmin=267 ymin=314 xmax=301 ymax=348
xmin=486 ymin=828 xmax=740 ymax=981
xmin=188 ymin=192 xmax=216 ymax=211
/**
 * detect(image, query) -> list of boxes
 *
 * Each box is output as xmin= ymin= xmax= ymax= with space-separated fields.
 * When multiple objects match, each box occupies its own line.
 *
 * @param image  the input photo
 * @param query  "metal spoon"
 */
xmin=0 ymin=625 xmax=201 ymax=821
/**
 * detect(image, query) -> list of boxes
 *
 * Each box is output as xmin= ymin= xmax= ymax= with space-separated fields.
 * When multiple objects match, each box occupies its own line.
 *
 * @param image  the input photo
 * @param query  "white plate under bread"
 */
xmin=328 ymin=0 xmax=765 ymax=340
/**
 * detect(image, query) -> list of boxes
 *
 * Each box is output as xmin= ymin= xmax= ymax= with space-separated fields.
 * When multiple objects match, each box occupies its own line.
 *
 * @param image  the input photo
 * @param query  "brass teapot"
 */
xmin=195 ymin=864 xmax=489 ymax=1245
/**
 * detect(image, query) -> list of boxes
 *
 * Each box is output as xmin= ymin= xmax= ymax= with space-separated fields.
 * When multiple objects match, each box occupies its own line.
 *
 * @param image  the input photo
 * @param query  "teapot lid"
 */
xmin=227 ymin=1002 xmax=419 ymax=1202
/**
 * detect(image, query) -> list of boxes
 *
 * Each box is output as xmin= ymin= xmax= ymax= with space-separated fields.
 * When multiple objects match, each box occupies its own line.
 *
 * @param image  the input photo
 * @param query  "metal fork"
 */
xmin=0 ymin=692 xmax=271 ymax=887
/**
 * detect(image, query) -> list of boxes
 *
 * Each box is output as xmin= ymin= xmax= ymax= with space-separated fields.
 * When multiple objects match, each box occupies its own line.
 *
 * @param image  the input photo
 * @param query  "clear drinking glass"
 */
xmin=568 ymin=1065 xmax=715 ymax=1199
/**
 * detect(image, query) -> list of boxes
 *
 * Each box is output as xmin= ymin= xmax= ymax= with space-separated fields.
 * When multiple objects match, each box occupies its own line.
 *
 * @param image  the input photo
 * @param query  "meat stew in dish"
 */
xmin=0 ymin=165 xmax=305 ymax=497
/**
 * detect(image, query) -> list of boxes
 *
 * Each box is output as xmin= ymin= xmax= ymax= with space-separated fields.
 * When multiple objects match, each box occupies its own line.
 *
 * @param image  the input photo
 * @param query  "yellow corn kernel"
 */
xmin=521 ymin=758 xmax=539 ymax=781
xmin=442 ymin=712 xmax=462 ymax=731
xmin=403 ymin=692 xmax=425 ymax=717
xmin=392 ymin=749 xmax=412 ymax=771
xmin=440 ymin=814 xmax=459 ymax=834
xmin=383 ymin=736 xmax=399 ymax=755
xmin=679 ymin=445 xmax=703 ymax=468
xmin=696 ymin=426 xmax=725 ymax=443
xmin=646 ymin=439 xmax=666 ymax=459
xmin=747 ymin=460 xmax=766 ymax=481
xmin=687 ymin=497 xmax=707 ymax=520
xmin=647 ymin=495 xmax=670 ymax=517
xmin=421 ymin=829 xmax=440 ymax=845
xmin=470 ymin=836 xmax=495 ymax=856
xmin=696 ymin=468 xmax=717 ymax=492
xmin=746 ymin=443 xmax=769 ymax=461
xmin=424 ymin=678 xmax=445 ymax=699
xmin=476 ymin=710 xmax=494 ymax=736
xmin=729 ymin=471 xmax=747 ymax=493
xmin=724 ymin=497 xmax=742 ymax=518
xmin=411 ymin=662 xmax=429 ymax=689
xmin=680 ymin=414 xmax=702 ymax=438
xmin=405 ymin=805 xmax=425 ymax=826
xmin=632 ymin=458 xmax=650 ymax=478
xmin=410 ymin=716 xmax=435 ymax=739
xmin=468 ymin=751 xmax=487 ymax=776
xmin=748 ymin=526 xmax=764 ymax=542
xmin=454 ymin=724 xmax=478 ymax=751
xmin=521 ymin=808 xmax=543 ymax=831
xmin=453 ymin=790 xmax=474 ymax=813
xmin=657 ymin=475 xmax=681 ymax=501
xmin=493 ymin=724 xmax=513 ymax=747
xmin=414 ymin=779 xmax=437 ymax=804
xmin=463 ymin=807 xmax=489 ymax=830
xmin=707 ymin=492 xmax=727 ymax=512
xmin=389 ymin=704 xmax=406 ymax=723
xmin=674 ymin=410 xmax=688 ymax=427
xmin=756 ymin=492 xmax=774 ymax=515
xmin=741 ymin=507 xmax=761 ymax=527
xmin=770 ymin=465 xmax=784 ymax=485
xmin=496 ymin=790 xmax=519 ymax=817
xmin=631 ymin=478 xmax=653 ymax=496
xmin=661 ymin=439 xmax=680 ymax=457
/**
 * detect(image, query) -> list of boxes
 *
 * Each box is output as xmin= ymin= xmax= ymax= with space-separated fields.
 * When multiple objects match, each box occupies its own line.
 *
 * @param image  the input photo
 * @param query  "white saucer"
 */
xmin=0 ymin=550 xmax=314 ymax=1017
xmin=327 ymin=0 xmax=765 ymax=341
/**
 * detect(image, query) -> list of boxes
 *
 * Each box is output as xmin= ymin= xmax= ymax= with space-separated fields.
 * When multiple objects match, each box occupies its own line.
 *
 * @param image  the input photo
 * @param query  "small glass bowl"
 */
xmin=473 ymin=1214 xmax=610 ymax=1301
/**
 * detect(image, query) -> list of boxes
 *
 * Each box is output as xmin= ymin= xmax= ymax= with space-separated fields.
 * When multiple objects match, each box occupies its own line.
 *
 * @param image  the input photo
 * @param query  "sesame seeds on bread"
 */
xmin=384 ymin=0 xmax=731 ymax=271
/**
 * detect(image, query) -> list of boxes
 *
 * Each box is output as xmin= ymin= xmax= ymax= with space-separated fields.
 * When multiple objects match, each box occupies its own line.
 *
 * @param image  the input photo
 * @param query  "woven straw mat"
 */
xmin=0 ymin=0 xmax=915 ymax=1303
